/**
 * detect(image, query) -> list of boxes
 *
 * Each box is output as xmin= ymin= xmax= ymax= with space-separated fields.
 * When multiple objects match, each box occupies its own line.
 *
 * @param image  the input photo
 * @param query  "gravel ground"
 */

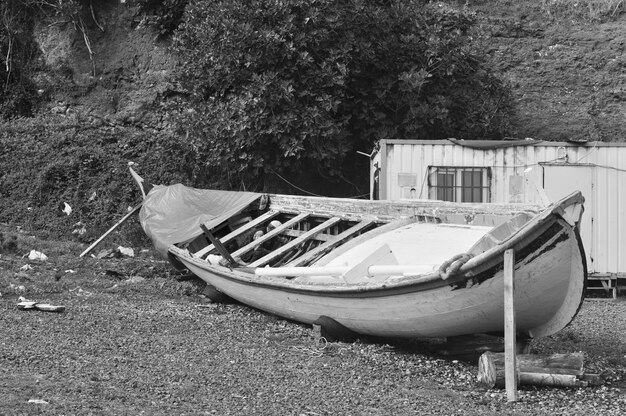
xmin=1 ymin=234 xmax=625 ymax=415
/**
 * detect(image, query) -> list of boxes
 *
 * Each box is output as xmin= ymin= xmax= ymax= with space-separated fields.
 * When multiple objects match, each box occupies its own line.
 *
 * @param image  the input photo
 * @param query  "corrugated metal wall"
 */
xmin=377 ymin=139 xmax=626 ymax=274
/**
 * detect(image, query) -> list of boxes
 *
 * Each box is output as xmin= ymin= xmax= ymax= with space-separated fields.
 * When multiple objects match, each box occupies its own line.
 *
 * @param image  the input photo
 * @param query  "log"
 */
xmin=478 ymin=351 xmax=586 ymax=388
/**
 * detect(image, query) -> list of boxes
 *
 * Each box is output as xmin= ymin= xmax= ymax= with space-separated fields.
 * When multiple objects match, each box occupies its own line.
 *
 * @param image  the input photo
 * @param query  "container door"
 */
xmin=542 ymin=164 xmax=594 ymax=272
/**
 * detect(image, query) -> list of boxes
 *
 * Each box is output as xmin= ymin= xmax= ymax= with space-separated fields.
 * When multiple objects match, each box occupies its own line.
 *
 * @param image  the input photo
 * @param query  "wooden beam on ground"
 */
xmin=504 ymin=248 xmax=518 ymax=402
xmin=286 ymin=219 xmax=375 ymax=267
xmin=477 ymin=352 xmax=588 ymax=388
xmin=194 ymin=210 xmax=280 ymax=258
xmin=231 ymin=213 xmax=310 ymax=259
xmin=79 ymin=202 xmax=142 ymax=258
xmin=249 ymin=217 xmax=342 ymax=267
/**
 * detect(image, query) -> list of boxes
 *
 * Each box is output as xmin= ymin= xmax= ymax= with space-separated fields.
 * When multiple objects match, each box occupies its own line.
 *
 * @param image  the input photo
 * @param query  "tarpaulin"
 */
xmin=139 ymin=184 xmax=261 ymax=258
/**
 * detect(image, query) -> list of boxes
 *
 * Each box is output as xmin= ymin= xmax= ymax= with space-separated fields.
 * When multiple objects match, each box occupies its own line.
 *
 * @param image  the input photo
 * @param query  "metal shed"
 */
xmin=371 ymin=138 xmax=626 ymax=292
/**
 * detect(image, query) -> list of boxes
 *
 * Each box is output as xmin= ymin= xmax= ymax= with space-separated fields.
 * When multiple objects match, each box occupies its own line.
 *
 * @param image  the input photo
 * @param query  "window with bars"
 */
xmin=428 ymin=167 xmax=491 ymax=203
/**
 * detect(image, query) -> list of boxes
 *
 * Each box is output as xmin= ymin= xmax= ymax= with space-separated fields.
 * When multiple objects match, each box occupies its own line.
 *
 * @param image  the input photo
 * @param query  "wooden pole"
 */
xmin=79 ymin=202 xmax=142 ymax=258
xmin=504 ymin=249 xmax=518 ymax=402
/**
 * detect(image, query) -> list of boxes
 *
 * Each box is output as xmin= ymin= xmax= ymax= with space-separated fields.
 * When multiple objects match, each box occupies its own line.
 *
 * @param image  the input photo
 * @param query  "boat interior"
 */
xmin=176 ymin=194 xmax=538 ymax=281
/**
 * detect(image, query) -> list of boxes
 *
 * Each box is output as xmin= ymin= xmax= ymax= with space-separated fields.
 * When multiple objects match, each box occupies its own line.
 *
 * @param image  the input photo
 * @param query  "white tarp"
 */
xmin=139 ymin=184 xmax=260 ymax=258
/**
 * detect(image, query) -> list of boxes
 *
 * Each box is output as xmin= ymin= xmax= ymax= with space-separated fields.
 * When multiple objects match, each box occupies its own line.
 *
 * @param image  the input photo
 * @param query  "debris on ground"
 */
xmin=96 ymin=248 xmax=118 ymax=259
xmin=17 ymin=296 xmax=65 ymax=312
xmin=117 ymin=246 xmax=135 ymax=257
xmin=125 ymin=275 xmax=145 ymax=284
xmin=72 ymin=222 xmax=86 ymax=236
xmin=27 ymin=250 xmax=48 ymax=261
xmin=62 ymin=202 xmax=72 ymax=216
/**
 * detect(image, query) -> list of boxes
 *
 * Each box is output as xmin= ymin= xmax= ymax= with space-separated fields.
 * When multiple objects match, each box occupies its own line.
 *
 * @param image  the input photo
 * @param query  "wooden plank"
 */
xmin=504 ymin=249 xmax=518 ymax=402
xmin=194 ymin=210 xmax=280 ymax=257
xmin=281 ymin=228 xmax=332 ymax=241
xmin=200 ymin=224 xmax=237 ymax=267
xmin=231 ymin=213 xmax=310 ymax=259
xmin=249 ymin=217 xmax=342 ymax=267
xmin=286 ymin=219 xmax=375 ymax=267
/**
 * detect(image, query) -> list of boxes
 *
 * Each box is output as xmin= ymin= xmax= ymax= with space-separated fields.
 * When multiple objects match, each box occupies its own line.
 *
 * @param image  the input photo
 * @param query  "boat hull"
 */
xmin=170 ymin=217 xmax=585 ymax=339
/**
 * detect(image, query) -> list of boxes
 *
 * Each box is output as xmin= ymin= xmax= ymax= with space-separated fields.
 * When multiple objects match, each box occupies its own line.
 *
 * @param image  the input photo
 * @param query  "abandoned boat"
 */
xmin=139 ymin=183 xmax=586 ymax=339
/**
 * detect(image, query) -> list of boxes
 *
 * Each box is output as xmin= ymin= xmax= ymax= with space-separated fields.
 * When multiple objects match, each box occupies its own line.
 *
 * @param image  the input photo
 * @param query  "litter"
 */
xmin=72 ymin=222 xmax=86 ymax=235
xmin=69 ymin=287 xmax=93 ymax=297
xmin=27 ymin=250 xmax=48 ymax=261
xmin=96 ymin=248 xmax=118 ymax=259
xmin=125 ymin=276 xmax=145 ymax=284
xmin=28 ymin=399 xmax=49 ymax=405
xmin=10 ymin=283 xmax=26 ymax=292
xmin=117 ymin=246 xmax=135 ymax=257
xmin=62 ymin=202 xmax=72 ymax=216
xmin=20 ymin=264 xmax=33 ymax=271
xmin=17 ymin=297 xmax=65 ymax=313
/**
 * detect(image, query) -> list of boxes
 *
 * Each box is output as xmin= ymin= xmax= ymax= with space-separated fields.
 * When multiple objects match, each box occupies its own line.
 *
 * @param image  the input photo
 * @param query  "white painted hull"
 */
xmin=170 ymin=215 xmax=585 ymax=338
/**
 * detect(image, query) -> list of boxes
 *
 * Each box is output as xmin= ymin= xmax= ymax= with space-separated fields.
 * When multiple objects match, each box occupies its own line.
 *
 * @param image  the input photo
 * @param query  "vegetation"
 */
xmin=0 ymin=116 xmax=192 ymax=242
xmin=131 ymin=0 xmax=189 ymax=37
xmin=0 ymin=0 xmax=39 ymax=118
xmin=0 ymin=0 xmax=518 ymax=238
xmin=170 ymin=0 xmax=514 ymax=190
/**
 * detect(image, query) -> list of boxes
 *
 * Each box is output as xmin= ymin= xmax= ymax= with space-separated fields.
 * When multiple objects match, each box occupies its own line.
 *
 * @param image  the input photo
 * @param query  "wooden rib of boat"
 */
xmin=139 ymin=183 xmax=586 ymax=339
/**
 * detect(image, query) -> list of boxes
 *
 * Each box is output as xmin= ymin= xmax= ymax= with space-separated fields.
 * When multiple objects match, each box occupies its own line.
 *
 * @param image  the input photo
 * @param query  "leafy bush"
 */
xmin=0 ymin=116 xmax=195 ymax=241
xmin=171 ymin=0 xmax=514 ymax=191
xmin=130 ymin=0 xmax=189 ymax=37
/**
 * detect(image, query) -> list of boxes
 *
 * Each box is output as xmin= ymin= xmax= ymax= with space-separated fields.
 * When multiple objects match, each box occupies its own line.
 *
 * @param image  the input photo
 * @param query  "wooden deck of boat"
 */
xmin=191 ymin=202 xmax=430 ymax=268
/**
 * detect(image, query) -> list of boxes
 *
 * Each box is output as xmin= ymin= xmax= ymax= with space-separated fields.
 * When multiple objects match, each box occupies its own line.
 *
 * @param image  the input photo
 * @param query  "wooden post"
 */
xmin=504 ymin=249 xmax=518 ymax=402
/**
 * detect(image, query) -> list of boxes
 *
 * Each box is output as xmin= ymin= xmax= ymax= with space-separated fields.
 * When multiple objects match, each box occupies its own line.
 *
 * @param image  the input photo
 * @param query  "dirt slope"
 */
xmin=472 ymin=1 xmax=626 ymax=141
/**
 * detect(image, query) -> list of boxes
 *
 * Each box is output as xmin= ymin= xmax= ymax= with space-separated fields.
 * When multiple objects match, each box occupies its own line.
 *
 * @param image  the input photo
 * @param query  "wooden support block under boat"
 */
xmin=312 ymin=316 xmax=360 ymax=343
xmin=477 ymin=351 xmax=588 ymax=388
xmin=435 ymin=334 xmax=530 ymax=359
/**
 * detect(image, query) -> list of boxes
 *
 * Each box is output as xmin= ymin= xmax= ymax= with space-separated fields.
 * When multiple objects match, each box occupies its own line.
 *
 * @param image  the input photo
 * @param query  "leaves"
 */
xmin=169 ymin=0 xmax=514 ymax=190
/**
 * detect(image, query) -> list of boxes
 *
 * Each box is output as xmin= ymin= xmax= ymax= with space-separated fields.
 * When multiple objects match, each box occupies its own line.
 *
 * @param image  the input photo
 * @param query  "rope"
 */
xmin=438 ymin=253 xmax=473 ymax=280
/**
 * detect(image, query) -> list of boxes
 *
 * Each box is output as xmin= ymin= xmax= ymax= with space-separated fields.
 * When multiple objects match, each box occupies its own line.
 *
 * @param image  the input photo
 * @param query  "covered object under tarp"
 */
xmin=139 ymin=184 xmax=260 ymax=258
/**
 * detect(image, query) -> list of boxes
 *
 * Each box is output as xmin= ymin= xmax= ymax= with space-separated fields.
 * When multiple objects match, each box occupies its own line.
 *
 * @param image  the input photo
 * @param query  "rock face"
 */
xmin=474 ymin=2 xmax=626 ymax=141
xmin=30 ymin=2 xmax=178 ymax=127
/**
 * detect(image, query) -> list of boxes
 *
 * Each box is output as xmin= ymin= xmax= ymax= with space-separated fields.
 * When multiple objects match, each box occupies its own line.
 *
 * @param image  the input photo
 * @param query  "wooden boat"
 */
xmin=139 ymin=182 xmax=586 ymax=339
